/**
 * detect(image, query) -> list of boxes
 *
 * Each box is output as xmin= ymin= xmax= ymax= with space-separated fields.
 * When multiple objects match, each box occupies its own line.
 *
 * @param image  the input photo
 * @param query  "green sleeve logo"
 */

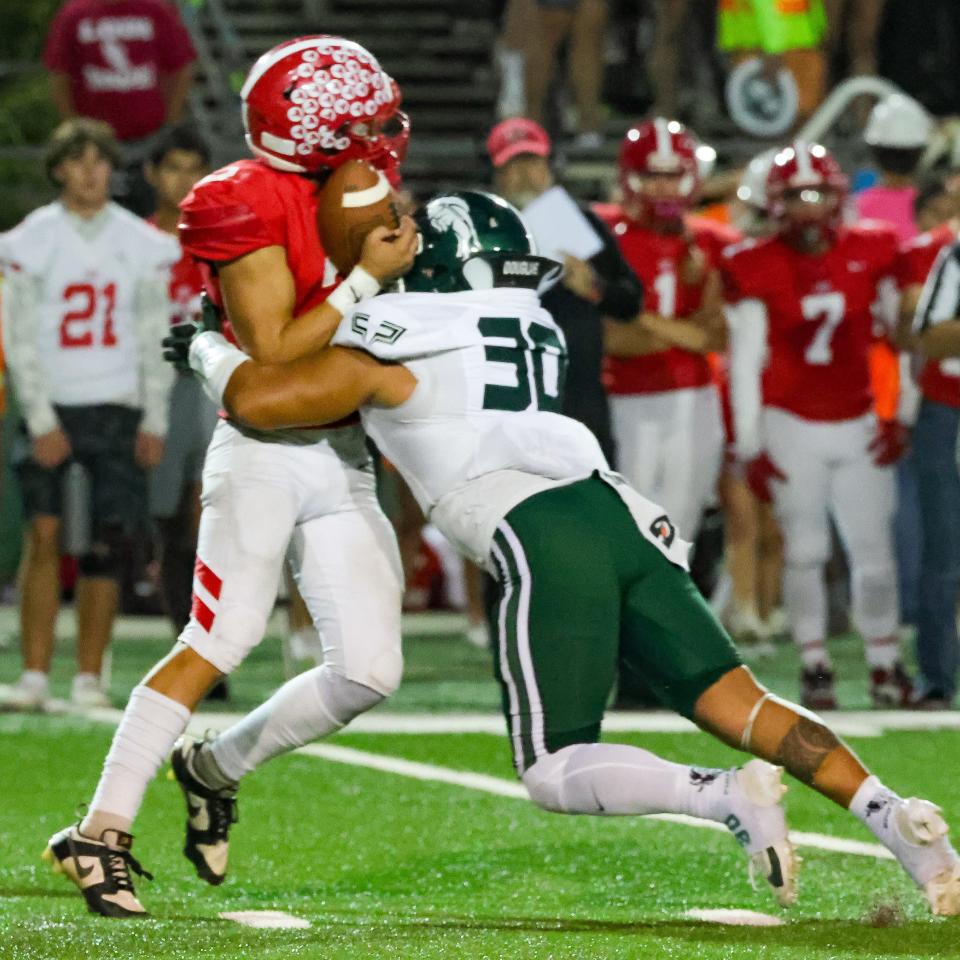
xmin=351 ymin=312 xmax=407 ymax=345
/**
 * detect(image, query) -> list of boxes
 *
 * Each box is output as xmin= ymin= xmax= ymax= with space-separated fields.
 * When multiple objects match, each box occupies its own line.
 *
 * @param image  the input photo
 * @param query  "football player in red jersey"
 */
xmin=597 ymin=118 xmax=737 ymax=541
xmin=43 ymin=36 xmax=419 ymax=917
xmin=724 ymin=141 xmax=913 ymax=711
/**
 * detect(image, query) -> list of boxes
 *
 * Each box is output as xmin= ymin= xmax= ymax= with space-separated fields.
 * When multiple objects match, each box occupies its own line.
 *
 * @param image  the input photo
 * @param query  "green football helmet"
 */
xmin=404 ymin=190 xmax=562 ymax=294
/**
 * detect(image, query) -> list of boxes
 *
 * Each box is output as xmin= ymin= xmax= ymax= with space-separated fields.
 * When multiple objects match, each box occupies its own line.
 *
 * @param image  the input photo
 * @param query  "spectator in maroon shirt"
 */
xmin=44 ymin=0 xmax=196 ymax=144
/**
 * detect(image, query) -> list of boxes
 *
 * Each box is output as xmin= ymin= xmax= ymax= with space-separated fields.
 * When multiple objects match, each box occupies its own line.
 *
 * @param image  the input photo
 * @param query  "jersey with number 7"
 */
xmin=722 ymin=223 xmax=900 ymax=422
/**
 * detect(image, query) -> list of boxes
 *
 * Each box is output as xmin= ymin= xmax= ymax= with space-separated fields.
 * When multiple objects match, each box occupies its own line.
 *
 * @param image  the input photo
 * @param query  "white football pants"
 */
xmin=764 ymin=408 xmax=899 ymax=648
xmin=610 ymin=385 xmax=724 ymax=541
xmin=179 ymin=420 xmax=403 ymax=695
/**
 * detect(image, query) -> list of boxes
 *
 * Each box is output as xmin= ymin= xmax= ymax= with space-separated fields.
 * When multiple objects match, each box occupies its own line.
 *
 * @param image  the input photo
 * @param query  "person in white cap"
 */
xmin=856 ymin=92 xmax=934 ymax=243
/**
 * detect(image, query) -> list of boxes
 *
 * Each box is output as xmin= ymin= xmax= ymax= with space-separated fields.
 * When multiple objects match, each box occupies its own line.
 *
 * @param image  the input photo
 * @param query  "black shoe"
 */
xmin=170 ymin=737 xmax=237 ymax=885
xmin=205 ymin=679 xmax=230 ymax=702
xmin=800 ymin=664 xmax=837 ymax=711
xmin=870 ymin=662 xmax=915 ymax=708
xmin=43 ymin=824 xmax=152 ymax=917
xmin=912 ymin=689 xmax=953 ymax=711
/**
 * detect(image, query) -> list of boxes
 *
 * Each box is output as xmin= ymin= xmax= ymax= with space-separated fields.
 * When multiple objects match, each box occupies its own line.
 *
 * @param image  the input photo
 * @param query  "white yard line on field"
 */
xmin=82 ymin=706 xmax=895 ymax=862
xmin=75 ymin=707 xmax=960 ymax=737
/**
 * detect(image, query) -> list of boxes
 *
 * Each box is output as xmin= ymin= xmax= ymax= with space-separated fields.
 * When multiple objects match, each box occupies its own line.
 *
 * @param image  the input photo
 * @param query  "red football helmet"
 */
xmin=241 ymin=36 xmax=409 ymax=177
xmin=619 ymin=118 xmax=702 ymax=229
xmin=766 ymin=141 xmax=848 ymax=247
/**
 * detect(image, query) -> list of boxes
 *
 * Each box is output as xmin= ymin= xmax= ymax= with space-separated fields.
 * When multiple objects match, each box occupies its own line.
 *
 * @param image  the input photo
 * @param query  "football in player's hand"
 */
xmin=317 ymin=160 xmax=399 ymax=275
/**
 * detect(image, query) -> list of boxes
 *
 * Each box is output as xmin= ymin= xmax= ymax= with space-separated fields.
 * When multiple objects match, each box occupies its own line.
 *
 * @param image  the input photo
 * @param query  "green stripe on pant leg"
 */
xmin=497 ymin=482 xmax=621 ymax=767
xmin=490 ymin=532 xmax=536 ymax=774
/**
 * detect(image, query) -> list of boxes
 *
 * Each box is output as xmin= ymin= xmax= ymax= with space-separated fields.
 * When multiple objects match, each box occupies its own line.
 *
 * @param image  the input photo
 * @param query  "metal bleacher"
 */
xmin=183 ymin=0 xmax=499 ymax=196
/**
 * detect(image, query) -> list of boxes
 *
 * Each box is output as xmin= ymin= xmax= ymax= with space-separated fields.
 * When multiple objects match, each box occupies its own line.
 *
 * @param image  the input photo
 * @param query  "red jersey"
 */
xmin=179 ymin=158 xmax=341 ymax=337
xmin=900 ymin=223 xmax=960 ymax=408
xmin=178 ymin=158 xmax=354 ymax=428
xmin=595 ymin=205 xmax=740 ymax=394
xmin=723 ymin=224 xmax=900 ymax=422
xmin=43 ymin=0 xmax=196 ymax=142
xmin=147 ymin=217 xmax=203 ymax=325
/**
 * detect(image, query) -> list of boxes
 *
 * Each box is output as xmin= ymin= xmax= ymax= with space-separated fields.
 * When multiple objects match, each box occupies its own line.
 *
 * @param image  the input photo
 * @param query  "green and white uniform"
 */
xmin=334 ymin=287 xmax=741 ymax=772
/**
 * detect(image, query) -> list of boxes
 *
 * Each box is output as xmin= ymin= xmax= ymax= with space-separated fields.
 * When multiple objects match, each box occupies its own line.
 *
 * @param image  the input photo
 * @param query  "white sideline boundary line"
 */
xmin=82 ymin=707 xmax=894 ymax=862
xmin=70 ymin=708 xmax=960 ymax=737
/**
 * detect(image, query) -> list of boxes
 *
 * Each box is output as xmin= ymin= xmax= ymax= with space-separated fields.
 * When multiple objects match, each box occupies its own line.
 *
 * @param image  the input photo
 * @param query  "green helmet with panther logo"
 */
xmin=404 ymin=190 xmax=562 ymax=294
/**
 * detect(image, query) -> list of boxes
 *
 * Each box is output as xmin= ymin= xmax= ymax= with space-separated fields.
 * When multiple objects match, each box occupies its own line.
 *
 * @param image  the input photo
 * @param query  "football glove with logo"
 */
xmin=162 ymin=294 xmax=222 ymax=373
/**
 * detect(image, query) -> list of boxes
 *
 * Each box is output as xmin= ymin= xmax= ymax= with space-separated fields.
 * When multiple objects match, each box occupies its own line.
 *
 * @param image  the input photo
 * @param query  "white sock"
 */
xmin=81 ymin=685 xmax=191 ymax=836
xmin=523 ymin=742 xmax=734 ymax=822
xmin=799 ymin=640 xmax=832 ymax=670
xmin=864 ymin=635 xmax=901 ymax=670
xmin=209 ymin=665 xmax=382 ymax=782
xmin=849 ymin=775 xmax=901 ymax=841
xmin=20 ymin=669 xmax=49 ymax=691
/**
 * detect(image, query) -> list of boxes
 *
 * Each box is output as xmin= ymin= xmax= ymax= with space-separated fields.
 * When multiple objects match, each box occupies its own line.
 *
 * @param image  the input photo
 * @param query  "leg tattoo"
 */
xmin=774 ymin=716 xmax=841 ymax=784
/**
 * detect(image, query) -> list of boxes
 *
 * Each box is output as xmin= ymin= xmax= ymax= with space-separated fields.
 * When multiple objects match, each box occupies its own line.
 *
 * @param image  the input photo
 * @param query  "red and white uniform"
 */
xmin=902 ymin=223 xmax=960 ymax=408
xmin=175 ymin=159 xmax=402 ymax=690
xmin=723 ymin=223 xmax=902 ymax=651
xmin=598 ymin=205 xmax=737 ymax=538
xmin=0 ymin=201 xmax=177 ymax=438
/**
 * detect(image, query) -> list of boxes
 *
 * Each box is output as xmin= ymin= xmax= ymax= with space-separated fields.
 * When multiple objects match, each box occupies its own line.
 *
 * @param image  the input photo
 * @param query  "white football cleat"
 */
xmin=71 ymin=674 xmax=111 ymax=709
xmin=890 ymin=798 xmax=960 ymax=916
xmin=726 ymin=759 xmax=799 ymax=907
xmin=0 ymin=672 xmax=50 ymax=712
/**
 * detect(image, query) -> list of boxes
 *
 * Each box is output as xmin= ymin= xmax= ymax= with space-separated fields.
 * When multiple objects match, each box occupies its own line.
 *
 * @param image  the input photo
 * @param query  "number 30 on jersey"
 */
xmin=478 ymin=316 xmax=567 ymax=412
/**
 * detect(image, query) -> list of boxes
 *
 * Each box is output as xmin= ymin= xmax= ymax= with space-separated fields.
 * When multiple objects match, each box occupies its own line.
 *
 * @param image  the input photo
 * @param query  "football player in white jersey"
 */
xmin=169 ymin=192 xmax=958 ymax=916
xmin=0 ymin=118 xmax=177 ymax=712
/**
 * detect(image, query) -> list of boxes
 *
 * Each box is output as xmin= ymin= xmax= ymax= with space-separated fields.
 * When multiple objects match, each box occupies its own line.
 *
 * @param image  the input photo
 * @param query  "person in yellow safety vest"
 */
xmin=718 ymin=0 xmax=828 ymax=123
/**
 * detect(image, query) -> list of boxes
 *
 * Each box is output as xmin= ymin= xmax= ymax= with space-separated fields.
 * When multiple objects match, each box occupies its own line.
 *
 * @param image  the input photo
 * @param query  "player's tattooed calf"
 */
xmin=774 ymin=717 xmax=840 ymax=784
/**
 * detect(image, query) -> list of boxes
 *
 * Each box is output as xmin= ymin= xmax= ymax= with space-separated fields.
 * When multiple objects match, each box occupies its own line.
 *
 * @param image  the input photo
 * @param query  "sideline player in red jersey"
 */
xmin=42 ymin=36 xmax=419 ymax=917
xmin=724 ymin=141 xmax=913 ymax=711
xmin=597 ymin=118 xmax=737 ymax=541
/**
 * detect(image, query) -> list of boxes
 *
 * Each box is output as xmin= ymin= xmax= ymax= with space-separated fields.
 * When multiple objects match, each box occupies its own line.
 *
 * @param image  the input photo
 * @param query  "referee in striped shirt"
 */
xmin=910 ymin=239 xmax=960 ymax=709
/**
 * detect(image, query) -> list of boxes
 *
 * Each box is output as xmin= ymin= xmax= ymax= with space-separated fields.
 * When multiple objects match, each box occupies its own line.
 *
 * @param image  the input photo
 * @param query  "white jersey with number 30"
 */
xmin=333 ymin=289 xmax=686 ymax=566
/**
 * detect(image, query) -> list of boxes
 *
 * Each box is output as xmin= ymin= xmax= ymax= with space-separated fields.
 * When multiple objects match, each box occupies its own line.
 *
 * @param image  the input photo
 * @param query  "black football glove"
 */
xmin=162 ymin=293 xmax=223 ymax=374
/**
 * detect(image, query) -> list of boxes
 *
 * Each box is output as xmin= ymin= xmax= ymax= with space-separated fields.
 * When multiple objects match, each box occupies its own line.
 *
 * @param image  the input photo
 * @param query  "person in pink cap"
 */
xmin=486 ymin=117 xmax=641 ymax=462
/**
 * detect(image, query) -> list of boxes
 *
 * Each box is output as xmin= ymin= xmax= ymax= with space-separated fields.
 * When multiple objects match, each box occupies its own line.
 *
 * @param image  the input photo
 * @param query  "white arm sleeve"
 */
xmin=135 ymin=274 xmax=175 ymax=436
xmin=1 ymin=271 xmax=59 ymax=437
xmin=188 ymin=331 xmax=250 ymax=406
xmin=726 ymin=298 xmax=769 ymax=461
xmin=896 ymin=350 xmax=922 ymax=426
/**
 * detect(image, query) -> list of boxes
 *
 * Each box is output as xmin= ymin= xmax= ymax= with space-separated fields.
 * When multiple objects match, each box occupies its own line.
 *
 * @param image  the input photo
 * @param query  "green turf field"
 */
xmin=0 ymin=615 xmax=958 ymax=959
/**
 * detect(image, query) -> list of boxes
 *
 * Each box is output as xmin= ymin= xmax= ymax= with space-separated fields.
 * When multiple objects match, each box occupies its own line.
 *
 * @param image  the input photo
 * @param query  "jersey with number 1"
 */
xmin=595 ymin=206 xmax=739 ymax=395
xmin=722 ymin=224 xmax=900 ymax=421
xmin=0 ymin=200 xmax=178 ymax=406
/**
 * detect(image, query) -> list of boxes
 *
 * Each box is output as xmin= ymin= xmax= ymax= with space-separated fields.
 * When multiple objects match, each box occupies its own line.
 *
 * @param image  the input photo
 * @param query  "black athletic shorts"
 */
xmin=14 ymin=404 xmax=146 ymax=535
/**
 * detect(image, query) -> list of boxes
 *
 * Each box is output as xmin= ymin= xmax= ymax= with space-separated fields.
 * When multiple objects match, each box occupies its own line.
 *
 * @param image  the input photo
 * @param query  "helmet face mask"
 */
xmin=767 ymin=142 xmax=848 ymax=250
xmin=404 ymin=191 xmax=562 ymax=295
xmin=241 ymin=35 xmax=408 ymax=177
xmin=619 ymin=118 xmax=702 ymax=231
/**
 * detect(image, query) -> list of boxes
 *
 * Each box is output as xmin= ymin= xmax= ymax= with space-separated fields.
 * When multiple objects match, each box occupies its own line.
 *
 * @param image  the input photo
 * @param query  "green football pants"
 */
xmin=489 ymin=475 xmax=742 ymax=774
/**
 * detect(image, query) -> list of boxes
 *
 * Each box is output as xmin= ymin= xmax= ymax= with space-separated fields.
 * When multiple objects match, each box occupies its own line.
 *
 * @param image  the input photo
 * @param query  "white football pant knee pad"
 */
xmin=851 ymin=563 xmax=899 ymax=638
xmin=181 ymin=604 xmax=271 ymax=676
xmin=345 ymin=646 xmax=403 ymax=698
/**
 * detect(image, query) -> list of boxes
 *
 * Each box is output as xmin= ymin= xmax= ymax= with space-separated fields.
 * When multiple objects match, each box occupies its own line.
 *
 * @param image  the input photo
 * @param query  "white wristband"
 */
xmin=188 ymin=332 xmax=249 ymax=406
xmin=327 ymin=265 xmax=381 ymax=316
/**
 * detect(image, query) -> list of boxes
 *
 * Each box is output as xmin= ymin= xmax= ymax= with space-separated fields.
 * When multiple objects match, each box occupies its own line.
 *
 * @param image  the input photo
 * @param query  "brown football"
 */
xmin=317 ymin=159 xmax=398 ymax=275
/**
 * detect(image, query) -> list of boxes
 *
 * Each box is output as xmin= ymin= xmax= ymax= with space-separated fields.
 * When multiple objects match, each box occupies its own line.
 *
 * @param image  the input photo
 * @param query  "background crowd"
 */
xmin=2 ymin=0 xmax=960 ymax=716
